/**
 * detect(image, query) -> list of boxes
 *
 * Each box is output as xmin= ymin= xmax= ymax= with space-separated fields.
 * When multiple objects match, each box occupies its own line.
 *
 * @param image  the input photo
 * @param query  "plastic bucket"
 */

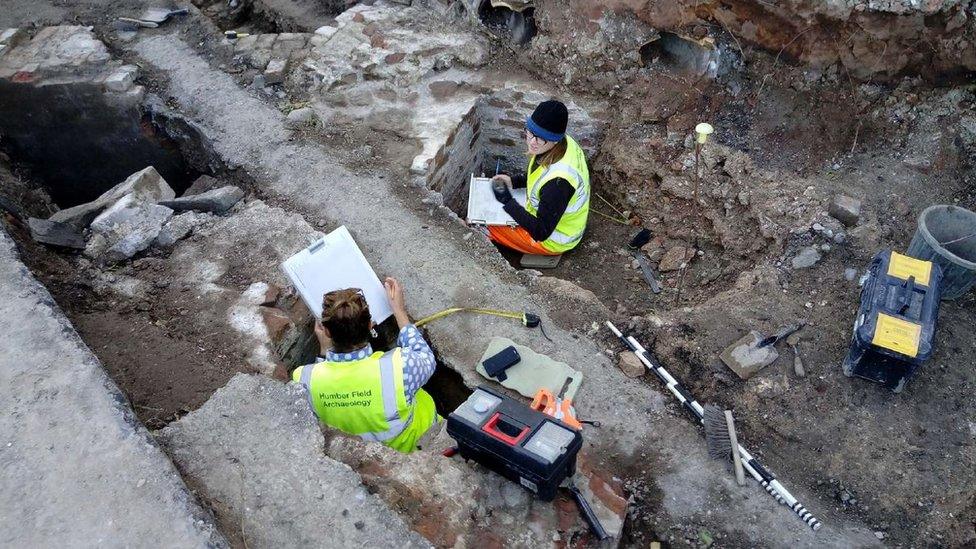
xmin=907 ymin=205 xmax=976 ymax=300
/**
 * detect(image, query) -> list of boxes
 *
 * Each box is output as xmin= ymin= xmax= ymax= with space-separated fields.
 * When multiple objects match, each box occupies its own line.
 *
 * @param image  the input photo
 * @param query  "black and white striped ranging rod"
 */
xmin=606 ymin=321 xmax=823 ymax=531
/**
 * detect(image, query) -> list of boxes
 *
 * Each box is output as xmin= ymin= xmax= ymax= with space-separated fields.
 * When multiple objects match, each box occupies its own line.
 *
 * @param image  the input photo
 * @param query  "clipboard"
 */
xmin=281 ymin=225 xmax=392 ymax=322
xmin=466 ymin=174 xmax=527 ymax=226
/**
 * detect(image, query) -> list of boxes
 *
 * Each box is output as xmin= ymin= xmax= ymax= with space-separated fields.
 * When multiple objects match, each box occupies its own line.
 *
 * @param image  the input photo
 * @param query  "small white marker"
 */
xmin=695 ymin=122 xmax=714 ymax=144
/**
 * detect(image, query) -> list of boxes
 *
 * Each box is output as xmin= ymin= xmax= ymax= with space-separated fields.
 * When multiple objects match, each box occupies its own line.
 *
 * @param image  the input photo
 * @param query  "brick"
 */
xmin=486 ymin=98 xmax=512 ymax=109
xmin=384 ymin=52 xmax=405 ymax=64
xmin=427 ymin=80 xmax=459 ymax=100
xmin=261 ymin=307 xmax=292 ymax=343
xmin=488 ymin=137 xmax=517 ymax=146
xmin=369 ymin=34 xmax=387 ymax=48
xmin=262 ymin=284 xmax=281 ymax=307
xmin=352 ymin=12 xmax=365 ymax=22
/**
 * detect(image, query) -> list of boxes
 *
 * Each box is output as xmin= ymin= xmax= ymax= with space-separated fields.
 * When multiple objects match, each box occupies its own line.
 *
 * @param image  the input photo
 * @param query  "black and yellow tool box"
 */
xmin=446 ymin=385 xmax=582 ymax=500
xmin=843 ymin=250 xmax=943 ymax=392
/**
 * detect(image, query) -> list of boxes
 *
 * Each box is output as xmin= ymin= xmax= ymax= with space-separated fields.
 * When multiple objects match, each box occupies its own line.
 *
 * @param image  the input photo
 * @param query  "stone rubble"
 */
xmin=791 ymin=246 xmax=823 ymax=269
xmin=159 ymin=185 xmax=245 ymax=214
xmin=49 ymin=166 xmax=175 ymax=228
xmin=27 ymin=217 xmax=85 ymax=249
xmin=154 ymin=211 xmax=215 ymax=248
xmin=829 ymin=194 xmax=862 ymax=227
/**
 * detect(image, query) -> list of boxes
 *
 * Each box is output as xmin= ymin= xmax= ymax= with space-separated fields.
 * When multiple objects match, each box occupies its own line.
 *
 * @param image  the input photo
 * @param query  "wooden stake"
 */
xmin=724 ymin=410 xmax=746 ymax=486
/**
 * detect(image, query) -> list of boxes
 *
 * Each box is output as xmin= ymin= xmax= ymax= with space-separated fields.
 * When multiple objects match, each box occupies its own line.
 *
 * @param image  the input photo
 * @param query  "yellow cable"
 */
xmin=415 ymin=307 xmax=524 ymax=327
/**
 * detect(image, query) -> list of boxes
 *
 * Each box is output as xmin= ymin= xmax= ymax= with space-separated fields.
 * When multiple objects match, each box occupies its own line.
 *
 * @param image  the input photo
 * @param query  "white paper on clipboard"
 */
xmin=281 ymin=226 xmax=392 ymax=322
xmin=466 ymin=174 xmax=527 ymax=226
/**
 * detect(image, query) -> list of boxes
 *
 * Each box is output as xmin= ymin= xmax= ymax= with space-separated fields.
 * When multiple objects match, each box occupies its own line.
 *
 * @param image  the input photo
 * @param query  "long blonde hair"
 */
xmin=530 ymin=138 xmax=568 ymax=169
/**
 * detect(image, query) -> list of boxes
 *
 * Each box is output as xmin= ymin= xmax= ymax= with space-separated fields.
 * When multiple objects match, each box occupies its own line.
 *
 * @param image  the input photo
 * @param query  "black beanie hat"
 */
xmin=526 ymin=100 xmax=568 ymax=142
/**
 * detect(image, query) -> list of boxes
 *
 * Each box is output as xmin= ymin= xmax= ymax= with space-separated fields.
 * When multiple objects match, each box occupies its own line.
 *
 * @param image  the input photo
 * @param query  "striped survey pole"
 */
xmin=606 ymin=321 xmax=822 ymax=531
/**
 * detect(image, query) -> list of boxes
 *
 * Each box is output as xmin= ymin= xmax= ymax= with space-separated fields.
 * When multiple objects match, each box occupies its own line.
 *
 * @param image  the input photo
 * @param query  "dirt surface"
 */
xmin=3 ymin=0 xmax=976 ymax=547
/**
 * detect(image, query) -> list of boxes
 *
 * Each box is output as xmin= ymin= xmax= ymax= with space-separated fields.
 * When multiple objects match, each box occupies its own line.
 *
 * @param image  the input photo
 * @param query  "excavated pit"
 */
xmin=0 ymin=86 xmax=216 ymax=207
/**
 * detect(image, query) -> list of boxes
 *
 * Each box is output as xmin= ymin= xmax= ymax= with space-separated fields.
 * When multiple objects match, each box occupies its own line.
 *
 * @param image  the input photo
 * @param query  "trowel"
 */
xmin=628 ymin=229 xmax=662 ymax=294
xmin=720 ymin=323 xmax=804 ymax=380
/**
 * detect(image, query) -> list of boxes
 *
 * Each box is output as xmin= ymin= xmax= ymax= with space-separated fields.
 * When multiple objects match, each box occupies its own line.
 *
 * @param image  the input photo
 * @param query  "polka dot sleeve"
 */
xmin=398 ymin=324 xmax=436 ymax=405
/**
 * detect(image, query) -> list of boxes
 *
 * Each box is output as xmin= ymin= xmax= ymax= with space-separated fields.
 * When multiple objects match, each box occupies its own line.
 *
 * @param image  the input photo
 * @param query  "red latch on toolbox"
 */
xmin=481 ymin=412 xmax=529 ymax=445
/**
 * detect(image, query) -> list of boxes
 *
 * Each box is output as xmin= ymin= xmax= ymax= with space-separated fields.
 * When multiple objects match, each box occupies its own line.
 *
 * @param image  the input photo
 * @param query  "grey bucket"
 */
xmin=907 ymin=205 xmax=976 ymax=300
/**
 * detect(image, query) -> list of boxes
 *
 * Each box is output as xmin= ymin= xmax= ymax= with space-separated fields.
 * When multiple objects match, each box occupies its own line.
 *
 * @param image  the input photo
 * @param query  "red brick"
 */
xmin=369 ymin=34 xmax=387 ymax=48
xmin=271 ymin=362 xmax=290 ymax=381
xmin=261 ymin=307 xmax=293 ymax=343
xmin=261 ymin=284 xmax=281 ymax=307
xmin=486 ymin=98 xmax=513 ymax=109
xmin=384 ymin=52 xmax=405 ymax=64
xmin=427 ymin=80 xmax=459 ymax=100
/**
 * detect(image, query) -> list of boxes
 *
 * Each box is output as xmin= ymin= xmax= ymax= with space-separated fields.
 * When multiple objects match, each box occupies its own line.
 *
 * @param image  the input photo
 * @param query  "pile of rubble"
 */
xmin=29 ymin=166 xmax=243 ymax=263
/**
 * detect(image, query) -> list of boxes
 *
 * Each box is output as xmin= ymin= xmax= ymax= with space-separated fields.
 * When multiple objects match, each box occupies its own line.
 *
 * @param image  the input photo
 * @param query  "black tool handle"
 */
xmin=568 ymin=485 xmax=609 ymax=540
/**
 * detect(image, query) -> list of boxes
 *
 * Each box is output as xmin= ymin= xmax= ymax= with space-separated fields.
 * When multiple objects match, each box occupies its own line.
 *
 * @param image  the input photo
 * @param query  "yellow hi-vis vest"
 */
xmin=526 ymin=135 xmax=590 ymax=253
xmin=292 ymin=349 xmax=438 ymax=454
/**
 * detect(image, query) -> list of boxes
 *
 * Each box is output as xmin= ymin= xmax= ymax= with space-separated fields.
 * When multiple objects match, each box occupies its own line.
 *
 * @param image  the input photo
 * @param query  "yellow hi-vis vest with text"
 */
xmin=292 ymin=349 xmax=438 ymax=454
xmin=525 ymin=135 xmax=590 ymax=253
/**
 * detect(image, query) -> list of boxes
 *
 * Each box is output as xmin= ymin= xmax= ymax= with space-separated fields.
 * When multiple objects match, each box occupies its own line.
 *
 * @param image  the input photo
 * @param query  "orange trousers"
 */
xmin=487 ymin=226 xmax=560 ymax=256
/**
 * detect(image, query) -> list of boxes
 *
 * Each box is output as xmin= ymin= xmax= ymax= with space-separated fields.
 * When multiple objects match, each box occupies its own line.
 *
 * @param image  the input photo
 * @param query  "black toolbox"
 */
xmin=843 ymin=250 xmax=943 ymax=392
xmin=446 ymin=385 xmax=582 ymax=500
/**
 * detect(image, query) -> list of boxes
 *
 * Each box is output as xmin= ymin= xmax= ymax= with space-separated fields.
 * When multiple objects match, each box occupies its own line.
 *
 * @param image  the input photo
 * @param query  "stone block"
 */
xmin=158 ymin=185 xmax=245 ymax=214
xmin=314 ymin=25 xmax=338 ymax=38
xmin=154 ymin=211 xmax=212 ymax=248
xmin=263 ymin=58 xmax=288 ymax=85
xmin=248 ymin=50 xmax=271 ymax=71
xmin=254 ymin=34 xmax=277 ymax=50
xmin=49 ymin=166 xmax=174 ymax=228
xmin=104 ymin=64 xmax=138 ymax=92
xmin=183 ymin=174 xmax=222 ymax=196
xmin=89 ymin=196 xmax=174 ymax=262
xmin=285 ymin=106 xmax=315 ymax=129
xmin=617 ymin=351 xmax=645 ymax=378
xmin=27 ymin=217 xmax=86 ymax=249
xmin=829 ymin=194 xmax=861 ymax=227
xmin=233 ymin=34 xmax=258 ymax=52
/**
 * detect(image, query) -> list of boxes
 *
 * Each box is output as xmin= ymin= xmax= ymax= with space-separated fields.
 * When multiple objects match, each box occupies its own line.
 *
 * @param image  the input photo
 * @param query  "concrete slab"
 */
xmin=158 ymin=373 xmax=429 ymax=548
xmin=0 ymin=227 xmax=225 ymax=548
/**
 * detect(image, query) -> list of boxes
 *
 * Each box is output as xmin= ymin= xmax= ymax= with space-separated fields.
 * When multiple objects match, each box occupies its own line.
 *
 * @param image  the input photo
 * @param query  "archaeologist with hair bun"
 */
xmin=292 ymin=277 xmax=439 ymax=454
xmin=489 ymin=99 xmax=590 ymax=256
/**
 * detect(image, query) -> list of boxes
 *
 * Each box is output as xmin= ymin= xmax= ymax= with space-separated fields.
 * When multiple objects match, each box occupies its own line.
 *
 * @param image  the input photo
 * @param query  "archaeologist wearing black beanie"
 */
xmin=489 ymin=99 xmax=590 ymax=256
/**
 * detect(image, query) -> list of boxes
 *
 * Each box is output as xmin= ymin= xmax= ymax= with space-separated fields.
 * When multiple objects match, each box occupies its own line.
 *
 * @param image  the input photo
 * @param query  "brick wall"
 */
xmin=426 ymin=87 xmax=603 ymax=216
